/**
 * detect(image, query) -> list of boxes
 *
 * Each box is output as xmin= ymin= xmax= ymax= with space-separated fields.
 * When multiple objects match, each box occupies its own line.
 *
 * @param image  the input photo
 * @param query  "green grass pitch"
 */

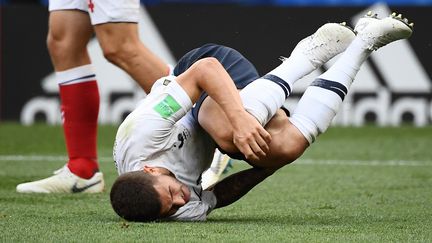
xmin=0 ymin=123 xmax=431 ymax=242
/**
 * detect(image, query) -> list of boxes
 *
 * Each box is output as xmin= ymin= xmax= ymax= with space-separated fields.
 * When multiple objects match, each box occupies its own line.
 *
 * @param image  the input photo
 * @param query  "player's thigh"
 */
xmin=251 ymin=111 xmax=309 ymax=169
xmin=93 ymin=22 xmax=140 ymax=54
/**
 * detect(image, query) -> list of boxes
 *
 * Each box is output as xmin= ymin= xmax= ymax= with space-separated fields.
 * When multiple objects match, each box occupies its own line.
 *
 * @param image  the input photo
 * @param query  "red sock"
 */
xmin=59 ymin=80 xmax=100 ymax=179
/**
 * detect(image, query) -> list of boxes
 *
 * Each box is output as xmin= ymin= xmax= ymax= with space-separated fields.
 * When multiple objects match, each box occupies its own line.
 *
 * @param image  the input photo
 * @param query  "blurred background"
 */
xmin=1 ymin=0 xmax=431 ymax=126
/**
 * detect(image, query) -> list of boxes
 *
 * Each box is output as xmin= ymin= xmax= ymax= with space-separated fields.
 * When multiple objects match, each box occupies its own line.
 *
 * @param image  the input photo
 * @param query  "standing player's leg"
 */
xmin=17 ymin=9 xmax=104 ymax=193
xmin=91 ymin=1 xmax=169 ymax=94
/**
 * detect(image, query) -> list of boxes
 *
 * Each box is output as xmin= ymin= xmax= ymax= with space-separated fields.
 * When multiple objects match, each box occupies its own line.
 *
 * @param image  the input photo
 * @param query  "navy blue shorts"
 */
xmin=173 ymin=43 xmax=260 ymax=122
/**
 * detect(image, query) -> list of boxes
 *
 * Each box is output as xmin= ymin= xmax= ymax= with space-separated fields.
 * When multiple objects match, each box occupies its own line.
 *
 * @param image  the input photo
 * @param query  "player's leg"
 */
xmin=200 ymin=14 xmax=412 ymax=169
xmin=17 ymin=7 xmax=104 ymax=193
xmin=199 ymin=22 xmax=356 ymax=154
xmin=91 ymin=0 xmax=169 ymax=93
xmin=239 ymin=13 xmax=413 ymax=169
xmin=197 ymin=23 xmax=355 ymax=186
xmin=289 ymin=13 xmax=413 ymax=144
xmin=49 ymin=10 xmax=102 ymax=178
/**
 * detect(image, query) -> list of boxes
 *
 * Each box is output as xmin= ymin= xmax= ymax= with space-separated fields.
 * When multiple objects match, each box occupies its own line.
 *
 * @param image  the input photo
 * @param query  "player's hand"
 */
xmin=232 ymin=111 xmax=272 ymax=161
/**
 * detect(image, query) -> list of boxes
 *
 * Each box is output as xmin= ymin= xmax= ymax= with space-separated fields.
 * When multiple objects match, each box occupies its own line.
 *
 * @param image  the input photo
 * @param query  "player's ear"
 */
xmin=143 ymin=166 xmax=155 ymax=174
xmin=143 ymin=166 xmax=163 ymax=175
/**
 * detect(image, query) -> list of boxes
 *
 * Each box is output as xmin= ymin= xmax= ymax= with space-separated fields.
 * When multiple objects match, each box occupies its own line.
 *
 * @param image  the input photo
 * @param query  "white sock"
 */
xmin=268 ymin=52 xmax=316 ymax=89
xmin=56 ymin=64 xmax=96 ymax=86
xmin=319 ymin=37 xmax=371 ymax=87
xmin=240 ymin=53 xmax=317 ymax=126
xmin=240 ymin=79 xmax=286 ymax=125
xmin=290 ymin=37 xmax=372 ymax=143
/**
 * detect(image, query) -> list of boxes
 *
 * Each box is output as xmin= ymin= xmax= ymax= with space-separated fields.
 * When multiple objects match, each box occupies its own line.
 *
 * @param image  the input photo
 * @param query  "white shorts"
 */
xmin=49 ymin=0 xmax=140 ymax=25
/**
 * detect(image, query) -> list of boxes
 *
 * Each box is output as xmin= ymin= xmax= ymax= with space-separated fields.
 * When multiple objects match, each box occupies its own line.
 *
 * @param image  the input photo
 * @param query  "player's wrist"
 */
xmin=227 ymin=109 xmax=249 ymax=128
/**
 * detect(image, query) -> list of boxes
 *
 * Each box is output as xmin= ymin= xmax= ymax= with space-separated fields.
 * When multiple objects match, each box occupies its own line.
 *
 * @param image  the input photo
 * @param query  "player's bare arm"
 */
xmin=212 ymin=167 xmax=276 ymax=208
xmin=176 ymin=57 xmax=272 ymax=160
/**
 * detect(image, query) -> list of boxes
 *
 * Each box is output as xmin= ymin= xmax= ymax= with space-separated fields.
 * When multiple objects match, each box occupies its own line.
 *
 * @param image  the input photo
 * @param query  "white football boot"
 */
xmin=16 ymin=166 xmax=104 ymax=193
xmin=355 ymin=11 xmax=413 ymax=51
xmin=201 ymin=150 xmax=232 ymax=190
xmin=289 ymin=22 xmax=356 ymax=68
xmin=354 ymin=10 xmax=380 ymax=34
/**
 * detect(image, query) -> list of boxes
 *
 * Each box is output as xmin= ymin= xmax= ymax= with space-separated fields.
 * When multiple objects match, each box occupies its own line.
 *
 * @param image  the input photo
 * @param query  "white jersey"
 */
xmin=49 ymin=0 xmax=140 ymax=25
xmin=114 ymin=76 xmax=217 ymax=221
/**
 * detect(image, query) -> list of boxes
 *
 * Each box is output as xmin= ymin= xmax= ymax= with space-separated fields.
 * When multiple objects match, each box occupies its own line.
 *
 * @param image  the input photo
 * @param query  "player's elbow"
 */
xmin=190 ymin=57 xmax=222 ymax=80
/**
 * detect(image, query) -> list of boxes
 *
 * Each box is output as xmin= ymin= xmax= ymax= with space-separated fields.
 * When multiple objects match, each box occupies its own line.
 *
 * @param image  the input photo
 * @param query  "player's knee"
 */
xmin=286 ymin=136 xmax=309 ymax=163
xmin=271 ymin=135 xmax=308 ymax=165
xmin=47 ymin=32 xmax=86 ymax=61
xmin=47 ymin=32 xmax=68 ymax=58
xmin=101 ymin=41 xmax=137 ymax=66
xmin=280 ymin=143 xmax=305 ymax=163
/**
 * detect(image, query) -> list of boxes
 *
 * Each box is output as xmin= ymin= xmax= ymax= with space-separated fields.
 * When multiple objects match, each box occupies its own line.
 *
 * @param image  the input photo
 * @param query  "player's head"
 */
xmin=110 ymin=167 xmax=190 ymax=221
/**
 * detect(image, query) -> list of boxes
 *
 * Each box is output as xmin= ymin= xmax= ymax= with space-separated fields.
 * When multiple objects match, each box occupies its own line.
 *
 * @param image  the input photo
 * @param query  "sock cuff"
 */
xmin=56 ymin=64 xmax=96 ymax=86
xmin=289 ymin=115 xmax=316 ymax=144
xmin=261 ymin=74 xmax=292 ymax=98
xmin=310 ymin=78 xmax=348 ymax=101
xmin=240 ymin=78 xmax=286 ymax=125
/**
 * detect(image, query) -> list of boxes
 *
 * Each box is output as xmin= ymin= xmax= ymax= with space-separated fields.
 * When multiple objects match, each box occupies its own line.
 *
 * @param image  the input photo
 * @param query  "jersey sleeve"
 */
xmin=146 ymin=75 xmax=193 ymax=124
xmin=167 ymin=190 xmax=217 ymax=221
xmin=114 ymin=76 xmax=193 ymax=173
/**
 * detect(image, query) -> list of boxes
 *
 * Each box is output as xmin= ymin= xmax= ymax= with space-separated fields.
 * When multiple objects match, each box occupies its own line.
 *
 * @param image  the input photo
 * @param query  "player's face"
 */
xmin=153 ymin=174 xmax=191 ymax=217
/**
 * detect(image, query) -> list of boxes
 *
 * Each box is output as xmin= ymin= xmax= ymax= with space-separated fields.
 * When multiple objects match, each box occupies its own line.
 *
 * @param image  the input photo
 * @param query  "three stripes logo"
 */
xmin=287 ymin=3 xmax=432 ymax=127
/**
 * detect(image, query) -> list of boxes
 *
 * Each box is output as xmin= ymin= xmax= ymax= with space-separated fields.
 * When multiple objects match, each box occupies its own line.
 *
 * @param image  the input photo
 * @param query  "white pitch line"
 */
xmin=296 ymin=159 xmax=432 ymax=167
xmin=0 ymin=155 xmax=114 ymax=162
xmin=0 ymin=155 xmax=430 ymax=166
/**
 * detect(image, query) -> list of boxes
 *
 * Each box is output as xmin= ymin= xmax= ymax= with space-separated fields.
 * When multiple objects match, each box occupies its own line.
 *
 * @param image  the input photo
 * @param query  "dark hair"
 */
xmin=110 ymin=171 xmax=161 ymax=222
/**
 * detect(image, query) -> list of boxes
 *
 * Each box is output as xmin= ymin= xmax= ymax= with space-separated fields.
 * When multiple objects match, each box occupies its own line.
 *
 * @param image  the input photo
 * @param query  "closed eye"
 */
xmin=168 ymin=187 xmax=174 ymax=208
xmin=167 ymin=186 xmax=180 ymax=215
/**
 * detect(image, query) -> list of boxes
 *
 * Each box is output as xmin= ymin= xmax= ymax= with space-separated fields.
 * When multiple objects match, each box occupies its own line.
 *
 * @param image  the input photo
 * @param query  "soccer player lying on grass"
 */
xmin=110 ymin=12 xmax=413 ymax=221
